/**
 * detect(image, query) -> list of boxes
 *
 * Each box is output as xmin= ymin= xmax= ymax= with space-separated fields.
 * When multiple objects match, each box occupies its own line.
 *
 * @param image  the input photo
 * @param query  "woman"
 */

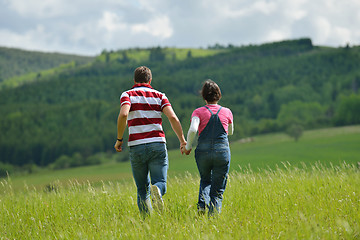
xmin=183 ymin=80 xmax=234 ymax=215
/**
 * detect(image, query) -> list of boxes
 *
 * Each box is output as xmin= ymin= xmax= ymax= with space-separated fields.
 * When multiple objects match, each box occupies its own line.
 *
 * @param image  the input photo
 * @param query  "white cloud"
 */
xmin=4 ymin=0 xmax=131 ymax=18
xmin=0 ymin=0 xmax=359 ymax=55
xmin=0 ymin=24 xmax=61 ymax=52
xmin=131 ymin=15 xmax=173 ymax=39
xmin=313 ymin=16 xmax=332 ymax=43
xmin=5 ymin=0 xmax=70 ymax=18
xmin=265 ymin=30 xmax=290 ymax=43
xmin=98 ymin=11 xmax=127 ymax=32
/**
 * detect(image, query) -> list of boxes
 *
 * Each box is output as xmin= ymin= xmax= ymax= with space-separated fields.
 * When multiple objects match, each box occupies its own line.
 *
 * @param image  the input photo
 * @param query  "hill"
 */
xmin=0 ymin=46 xmax=94 ymax=86
xmin=0 ymin=38 xmax=360 ymax=169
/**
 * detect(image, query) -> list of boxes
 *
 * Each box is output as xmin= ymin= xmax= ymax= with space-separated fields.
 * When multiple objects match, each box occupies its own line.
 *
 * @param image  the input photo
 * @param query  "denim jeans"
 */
xmin=195 ymin=141 xmax=230 ymax=214
xmin=129 ymin=142 xmax=168 ymax=214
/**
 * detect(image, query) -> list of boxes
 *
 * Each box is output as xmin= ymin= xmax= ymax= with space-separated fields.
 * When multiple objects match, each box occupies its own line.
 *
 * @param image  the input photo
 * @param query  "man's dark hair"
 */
xmin=201 ymin=79 xmax=222 ymax=103
xmin=134 ymin=66 xmax=152 ymax=83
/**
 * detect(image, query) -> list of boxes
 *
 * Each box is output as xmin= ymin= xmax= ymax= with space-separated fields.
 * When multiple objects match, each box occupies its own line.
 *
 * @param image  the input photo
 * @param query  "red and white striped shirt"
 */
xmin=120 ymin=83 xmax=171 ymax=146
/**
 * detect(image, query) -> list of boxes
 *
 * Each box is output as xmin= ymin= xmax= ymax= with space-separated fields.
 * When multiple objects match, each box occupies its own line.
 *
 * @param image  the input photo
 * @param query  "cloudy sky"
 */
xmin=0 ymin=0 xmax=359 ymax=56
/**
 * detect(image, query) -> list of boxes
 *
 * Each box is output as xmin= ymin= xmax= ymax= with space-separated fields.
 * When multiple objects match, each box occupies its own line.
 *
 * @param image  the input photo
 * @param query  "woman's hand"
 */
xmin=181 ymin=145 xmax=192 ymax=155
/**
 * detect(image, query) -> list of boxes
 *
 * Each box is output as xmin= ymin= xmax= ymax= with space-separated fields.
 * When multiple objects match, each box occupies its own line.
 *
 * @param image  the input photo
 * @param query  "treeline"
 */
xmin=1 ymin=38 xmax=360 ymax=172
xmin=0 ymin=47 xmax=94 ymax=81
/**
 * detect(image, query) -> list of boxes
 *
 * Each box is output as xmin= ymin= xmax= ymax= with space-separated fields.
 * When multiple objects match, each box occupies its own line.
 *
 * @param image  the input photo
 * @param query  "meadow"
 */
xmin=1 ymin=126 xmax=359 ymax=239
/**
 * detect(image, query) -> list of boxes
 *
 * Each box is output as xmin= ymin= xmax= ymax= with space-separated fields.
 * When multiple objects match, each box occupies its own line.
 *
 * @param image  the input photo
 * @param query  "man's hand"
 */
xmin=180 ymin=142 xmax=187 ymax=155
xmin=181 ymin=146 xmax=191 ymax=155
xmin=180 ymin=142 xmax=191 ymax=155
xmin=114 ymin=140 xmax=123 ymax=152
xmin=183 ymin=147 xmax=192 ymax=155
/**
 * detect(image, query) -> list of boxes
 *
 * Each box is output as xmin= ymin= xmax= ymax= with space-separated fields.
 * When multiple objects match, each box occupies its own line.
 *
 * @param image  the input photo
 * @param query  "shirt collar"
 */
xmin=132 ymin=83 xmax=153 ymax=89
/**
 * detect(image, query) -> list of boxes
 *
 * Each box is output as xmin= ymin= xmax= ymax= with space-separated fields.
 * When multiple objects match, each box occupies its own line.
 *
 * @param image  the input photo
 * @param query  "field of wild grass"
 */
xmin=1 ymin=163 xmax=359 ymax=239
xmin=1 ymin=126 xmax=359 ymax=239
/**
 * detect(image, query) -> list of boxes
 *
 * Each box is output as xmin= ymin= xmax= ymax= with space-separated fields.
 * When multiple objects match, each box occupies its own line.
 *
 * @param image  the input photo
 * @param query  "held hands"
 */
xmin=183 ymin=147 xmax=191 ymax=155
xmin=180 ymin=142 xmax=191 ymax=155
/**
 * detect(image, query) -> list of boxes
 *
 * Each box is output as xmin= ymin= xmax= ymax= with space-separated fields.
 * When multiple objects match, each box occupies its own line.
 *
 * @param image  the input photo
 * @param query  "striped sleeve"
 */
xmin=120 ymin=92 xmax=131 ymax=106
xmin=161 ymin=94 xmax=171 ymax=110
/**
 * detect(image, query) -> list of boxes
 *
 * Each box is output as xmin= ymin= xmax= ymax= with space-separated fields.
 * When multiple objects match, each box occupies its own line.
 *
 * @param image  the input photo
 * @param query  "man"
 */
xmin=114 ymin=66 xmax=186 ymax=215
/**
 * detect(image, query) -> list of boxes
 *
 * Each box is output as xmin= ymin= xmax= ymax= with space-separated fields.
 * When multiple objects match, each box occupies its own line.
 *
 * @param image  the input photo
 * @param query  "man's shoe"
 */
xmin=150 ymin=185 xmax=164 ymax=211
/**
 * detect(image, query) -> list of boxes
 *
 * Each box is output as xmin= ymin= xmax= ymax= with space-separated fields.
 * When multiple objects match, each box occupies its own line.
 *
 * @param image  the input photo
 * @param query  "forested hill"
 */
xmin=0 ymin=47 xmax=94 ymax=82
xmin=1 ymin=38 xmax=360 ymax=170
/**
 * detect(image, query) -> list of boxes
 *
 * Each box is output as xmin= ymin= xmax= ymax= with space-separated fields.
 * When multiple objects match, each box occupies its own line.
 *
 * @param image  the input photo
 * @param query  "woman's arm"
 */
xmin=228 ymin=122 xmax=234 ymax=135
xmin=185 ymin=116 xmax=200 ymax=151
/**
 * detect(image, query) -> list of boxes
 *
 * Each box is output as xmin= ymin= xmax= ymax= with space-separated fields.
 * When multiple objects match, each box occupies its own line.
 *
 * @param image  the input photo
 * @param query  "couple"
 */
xmin=114 ymin=66 xmax=233 ymax=216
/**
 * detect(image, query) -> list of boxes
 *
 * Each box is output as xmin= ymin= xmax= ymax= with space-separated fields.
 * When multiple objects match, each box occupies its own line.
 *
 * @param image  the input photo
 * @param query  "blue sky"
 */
xmin=0 ymin=0 xmax=359 ymax=55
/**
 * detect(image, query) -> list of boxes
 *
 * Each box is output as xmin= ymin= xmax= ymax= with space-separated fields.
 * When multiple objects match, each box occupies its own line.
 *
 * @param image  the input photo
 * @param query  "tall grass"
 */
xmin=1 ymin=162 xmax=359 ymax=239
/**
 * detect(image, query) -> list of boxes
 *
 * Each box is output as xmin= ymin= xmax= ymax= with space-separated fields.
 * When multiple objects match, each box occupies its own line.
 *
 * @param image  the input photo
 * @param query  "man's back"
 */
xmin=120 ymin=83 xmax=171 ymax=146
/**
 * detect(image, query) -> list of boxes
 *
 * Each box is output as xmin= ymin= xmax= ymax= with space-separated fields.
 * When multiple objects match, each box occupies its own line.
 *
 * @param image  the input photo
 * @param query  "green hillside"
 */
xmin=0 ymin=46 xmax=94 ymax=86
xmin=0 ymin=38 xmax=360 ymax=170
xmin=0 ymin=47 xmax=227 ymax=90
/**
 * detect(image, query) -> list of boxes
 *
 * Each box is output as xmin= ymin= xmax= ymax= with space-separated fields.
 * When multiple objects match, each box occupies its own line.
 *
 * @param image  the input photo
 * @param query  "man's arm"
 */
xmin=114 ymin=104 xmax=130 ymax=152
xmin=162 ymin=106 xmax=186 ymax=149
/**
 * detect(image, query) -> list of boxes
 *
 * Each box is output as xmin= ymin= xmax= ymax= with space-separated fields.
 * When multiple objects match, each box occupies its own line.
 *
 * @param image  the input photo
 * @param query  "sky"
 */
xmin=0 ymin=0 xmax=359 ymax=56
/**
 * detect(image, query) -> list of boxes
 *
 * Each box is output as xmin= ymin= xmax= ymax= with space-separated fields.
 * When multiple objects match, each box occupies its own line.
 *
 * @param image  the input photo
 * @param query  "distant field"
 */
xmin=169 ymin=125 xmax=360 ymax=173
xmin=0 ymin=61 xmax=79 ymax=89
xmin=104 ymin=48 xmax=229 ymax=62
xmin=5 ymin=125 xmax=360 ymax=192
xmin=229 ymin=125 xmax=360 ymax=171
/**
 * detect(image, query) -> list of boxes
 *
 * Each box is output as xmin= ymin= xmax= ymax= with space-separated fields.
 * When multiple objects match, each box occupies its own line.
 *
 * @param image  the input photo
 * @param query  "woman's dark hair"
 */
xmin=134 ymin=66 xmax=152 ymax=83
xmin=201 ymin=79 xmax=222 ymax=103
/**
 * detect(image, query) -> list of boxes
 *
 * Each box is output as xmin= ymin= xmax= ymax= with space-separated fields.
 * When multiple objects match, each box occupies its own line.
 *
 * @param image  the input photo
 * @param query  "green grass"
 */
xmin=1 ymin=125 xmax=360 ymax=239
xmin=0 ymin=61 xmax=81 ymax=89
xmin=1 ymin=163 xmax=359 ymax=239
xmin=229 ymin=125 xmax=360 ymax=171
xmin=5 ymin=125 xmax=360 ymax=192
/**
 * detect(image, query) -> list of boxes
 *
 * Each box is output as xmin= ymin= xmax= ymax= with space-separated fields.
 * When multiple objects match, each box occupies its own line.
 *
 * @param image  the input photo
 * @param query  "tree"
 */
xmin=51 ymin=155 xmax=71 ymax=169
xmin=334 ymin=94 xmax=360 ymax=125
xmin=286 ymin=123 xmax=304 ymax=142
xmin=149 ymin=47 xmax=165 ymax=62
xmin=277 ymin=101 xmax=326 ymax=129
xmin=121 ymin=51 xmax=129 ymax=63
xmin=187 ymin=50 xmax=192 ymax=59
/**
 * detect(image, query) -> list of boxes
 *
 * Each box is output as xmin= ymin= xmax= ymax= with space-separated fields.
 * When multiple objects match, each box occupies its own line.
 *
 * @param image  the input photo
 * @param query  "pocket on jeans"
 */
xmin=129 ymin=150 xmax=142 ymax=163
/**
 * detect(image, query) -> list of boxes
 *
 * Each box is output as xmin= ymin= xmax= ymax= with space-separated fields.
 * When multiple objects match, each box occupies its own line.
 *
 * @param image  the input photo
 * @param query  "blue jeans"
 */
xmin=195 ymin=141 xmax=230 ymax=214
xmin=129 ymin=142 xmax=168 ymax=214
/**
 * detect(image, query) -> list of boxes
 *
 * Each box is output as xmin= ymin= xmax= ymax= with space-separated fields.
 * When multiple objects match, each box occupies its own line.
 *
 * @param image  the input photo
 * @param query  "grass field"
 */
xmin=1 ymin=163 xmax=359 ymax=239
xmin=5 ymin=125 xmax=360 ymax=192
xmin=1 ymin=125 xmax=359 ymax=239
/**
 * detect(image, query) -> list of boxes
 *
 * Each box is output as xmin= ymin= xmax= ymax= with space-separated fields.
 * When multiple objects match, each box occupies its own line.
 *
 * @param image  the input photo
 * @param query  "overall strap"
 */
xmin=204 ymin=105 xmax=222 ymax=115
xmin=215 ymin=106 xmax=223 ymax=115
xmin=203 ymin=105 xmax=213 ymax=115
